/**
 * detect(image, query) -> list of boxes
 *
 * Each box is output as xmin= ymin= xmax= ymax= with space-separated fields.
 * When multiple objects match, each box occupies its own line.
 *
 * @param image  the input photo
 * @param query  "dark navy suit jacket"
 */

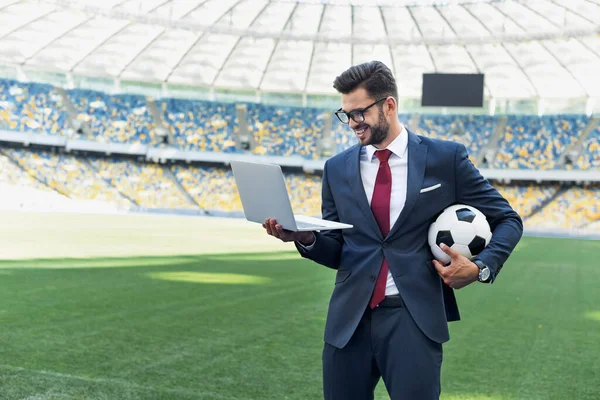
xmin=296 ymin=130 xmax=523 ymax=349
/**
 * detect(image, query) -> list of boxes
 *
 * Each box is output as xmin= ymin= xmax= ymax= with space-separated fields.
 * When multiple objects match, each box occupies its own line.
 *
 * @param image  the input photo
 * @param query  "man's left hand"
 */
xmin=433 ymin=243 xmax=479 ymax=289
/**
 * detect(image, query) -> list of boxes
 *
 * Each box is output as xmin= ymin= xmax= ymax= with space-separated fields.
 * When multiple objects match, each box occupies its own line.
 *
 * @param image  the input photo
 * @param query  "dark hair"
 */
xmin=333 ymin=61 xmax=398 ymax=101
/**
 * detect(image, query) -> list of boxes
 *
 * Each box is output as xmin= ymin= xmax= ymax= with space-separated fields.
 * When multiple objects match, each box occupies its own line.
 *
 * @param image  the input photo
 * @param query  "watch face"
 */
xmin=481 ymin=268 xmax=491 ymax=281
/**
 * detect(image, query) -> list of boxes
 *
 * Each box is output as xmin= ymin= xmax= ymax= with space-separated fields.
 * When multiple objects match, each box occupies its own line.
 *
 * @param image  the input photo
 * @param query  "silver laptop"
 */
xmin=230 ymin=160 xmax=353 ymax=232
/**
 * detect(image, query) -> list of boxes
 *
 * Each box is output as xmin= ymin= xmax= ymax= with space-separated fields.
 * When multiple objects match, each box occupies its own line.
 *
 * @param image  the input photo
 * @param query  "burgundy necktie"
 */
xmin=369 ymin=149 xmax=392 ymax=309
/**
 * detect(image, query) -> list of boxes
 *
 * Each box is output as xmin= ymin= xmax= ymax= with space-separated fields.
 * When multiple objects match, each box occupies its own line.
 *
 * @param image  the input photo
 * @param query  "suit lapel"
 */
xmin=345 ymin=145 xmax=383 ymax=240
xmin=387 ymin=130 xmax=427 ymax=240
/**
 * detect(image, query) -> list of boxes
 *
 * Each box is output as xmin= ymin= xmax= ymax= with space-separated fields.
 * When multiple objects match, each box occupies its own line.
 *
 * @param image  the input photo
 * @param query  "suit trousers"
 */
xmin=322 ymin=297 xmax=443 ymax=400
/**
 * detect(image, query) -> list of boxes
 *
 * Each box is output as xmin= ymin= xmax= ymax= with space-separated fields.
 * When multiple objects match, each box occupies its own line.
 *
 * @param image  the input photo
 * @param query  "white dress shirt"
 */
xmin=299 ymin=126 xmax=409 ymax=296
xmin=361 ymin=126 xmax=408 ymax=295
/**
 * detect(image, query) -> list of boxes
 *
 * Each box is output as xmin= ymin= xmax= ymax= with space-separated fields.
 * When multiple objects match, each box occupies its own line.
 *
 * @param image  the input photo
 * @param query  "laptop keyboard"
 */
xmin=295 ymin=221 xmax=323 ymax=229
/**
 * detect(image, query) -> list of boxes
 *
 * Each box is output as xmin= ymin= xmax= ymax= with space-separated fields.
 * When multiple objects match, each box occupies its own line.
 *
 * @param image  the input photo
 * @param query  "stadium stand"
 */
xmin=493 ymin=115 xmax=587 ymax=170
xmin=171 ymin=165 xmax=242 ymax=212
xmin=415 ymin=115 xmax=495 ymax=158
xmin=526 ymin=185 xmax=600 ymax=229
xmin=494 ymin=183 xmax=560 ymax=219
xmin=5 ymin=142 xmax=596 ymax=230
xmin=3 ymin=148 xmax=132 ymax=207
xmin=0 ymin=149 xmax=55 ymax=192
xmin=159 ymin=98 xmax=238 ymax=153
xmin=576 ymin=126 xmax=600 ymax=170
xmin=88 ymin=157 xmax=198 ymax=210
xmin=284 ymin=173 xmax=322 ymax=217
xmin=332 ymin=118 xmax=354 ymax=154
xmin=0 ymin=79 xmax=72 ymax=136
xmin=159 ymin=100 xmax=324 ymax=157
xmin=68 ymin=89 xmax=154 ymax=145
xmin=171 ymin=165 xmax=322 ymax=216
xmin=245 ymin=104 xmax=322 ymax=158
xmin=0 ymin=76 xmax=598 ymax=233
xmin=1 ymin=78 xmax=597 ymax=170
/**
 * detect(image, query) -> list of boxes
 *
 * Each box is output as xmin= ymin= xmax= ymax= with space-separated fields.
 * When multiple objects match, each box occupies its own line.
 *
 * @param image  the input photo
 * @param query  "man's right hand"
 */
xmin=263 ymin=218 xmax=315 ymax=245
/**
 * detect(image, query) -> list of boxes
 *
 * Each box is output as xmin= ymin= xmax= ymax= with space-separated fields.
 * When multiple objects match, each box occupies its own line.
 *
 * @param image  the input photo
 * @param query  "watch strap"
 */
xmin=473 ymin=259 xmax=491 ymax=283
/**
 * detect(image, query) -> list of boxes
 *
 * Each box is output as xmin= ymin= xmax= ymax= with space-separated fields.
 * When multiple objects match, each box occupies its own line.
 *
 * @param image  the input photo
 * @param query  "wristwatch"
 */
xmin=473 ymin=259 xmax=491 ymax=283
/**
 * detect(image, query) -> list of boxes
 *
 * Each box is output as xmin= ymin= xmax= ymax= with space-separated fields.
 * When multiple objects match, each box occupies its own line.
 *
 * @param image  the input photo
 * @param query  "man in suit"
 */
xmin=263 ymin=61 xmax=523 ymax=400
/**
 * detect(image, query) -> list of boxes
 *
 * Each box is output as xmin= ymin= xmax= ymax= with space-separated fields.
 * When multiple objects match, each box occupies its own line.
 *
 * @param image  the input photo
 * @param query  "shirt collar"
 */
xmin=365 ymin=125 xmax=408 ymax=162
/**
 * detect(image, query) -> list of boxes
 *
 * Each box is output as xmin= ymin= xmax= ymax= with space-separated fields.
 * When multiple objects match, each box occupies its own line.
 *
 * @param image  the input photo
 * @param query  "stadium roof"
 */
xmin=0 ymin=0 xmax=598 ymax=98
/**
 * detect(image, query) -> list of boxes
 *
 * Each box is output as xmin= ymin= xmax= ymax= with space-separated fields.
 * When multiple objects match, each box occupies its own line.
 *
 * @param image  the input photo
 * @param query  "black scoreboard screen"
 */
xmin=421 ymin=73 xmax=484 ymax=107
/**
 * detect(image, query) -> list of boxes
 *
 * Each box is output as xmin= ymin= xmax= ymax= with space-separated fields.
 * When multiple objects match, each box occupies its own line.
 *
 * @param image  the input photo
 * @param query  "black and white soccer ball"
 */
xmin=428 ymin=204 xmax=492 ymax=264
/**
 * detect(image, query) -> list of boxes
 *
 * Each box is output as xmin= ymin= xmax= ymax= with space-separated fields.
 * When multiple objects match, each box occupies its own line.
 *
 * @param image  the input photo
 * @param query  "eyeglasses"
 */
xmin=334 ymin=98 xmax=387 ymax=124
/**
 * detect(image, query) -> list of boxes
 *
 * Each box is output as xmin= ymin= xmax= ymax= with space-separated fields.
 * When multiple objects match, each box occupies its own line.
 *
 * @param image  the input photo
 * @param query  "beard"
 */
xmin=356 ymin=109 xmax=390 ymax=147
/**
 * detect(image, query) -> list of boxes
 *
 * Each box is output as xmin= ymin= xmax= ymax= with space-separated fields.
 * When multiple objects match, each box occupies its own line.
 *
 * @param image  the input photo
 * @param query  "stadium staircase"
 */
xmin=56 ymin=87 xmax=92 ymax=137
xmin=524 ymin=185 xmax=568 ymax=221
xmin=558 ymin=116 xmax=600 ymax=167
xmin=0 ymin=148 xmax=67 ymax=197
xmin=80 ymin=157 xmax=139 ymax=206
xmin=147 ymin=99 xmax=175 ymax=145
xmin=162 ymin=166 xmax=209 ymax=215
xmin=476 ymin=115 xmax=507 ymax=166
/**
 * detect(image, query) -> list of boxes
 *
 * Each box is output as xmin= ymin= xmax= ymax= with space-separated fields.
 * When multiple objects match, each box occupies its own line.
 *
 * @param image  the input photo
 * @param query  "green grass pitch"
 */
xmin=0 ymin=211 xmax=599 ymax=400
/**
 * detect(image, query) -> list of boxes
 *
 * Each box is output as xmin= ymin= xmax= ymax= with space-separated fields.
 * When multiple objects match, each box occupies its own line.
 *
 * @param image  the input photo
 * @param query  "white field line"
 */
xmin=0 ymin=364 xmax=238 ymax=400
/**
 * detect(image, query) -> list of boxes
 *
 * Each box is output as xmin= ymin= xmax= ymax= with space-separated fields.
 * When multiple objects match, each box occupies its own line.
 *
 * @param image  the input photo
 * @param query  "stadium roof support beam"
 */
xmin=485 ymin=3 xmax=539 ymax=99
xmin=432 ymin=5 xmax=493 ymax=97
xmin=38 ymin=0 xmax=600 ymax=46
xmin=459 ymin=3 xmax=502 ymax=98
xmin=114 ymin=0 xmax=174 ymax=78
xmin=302 ymin=4 xmax=327 ymax=94
xmin=257 ymin=2 xmax=299 ymax=90
xmin=211 ymin=0 xmax=272 ymax=87
xmin=68 ymin=21 xmax=130 ymax=74
xmin=164 ymin=0 xmax=247 ymax=83
xmin=518 ymin=1 xmax=598 ymax=91
xmin=67 ymin=0 xmax=155 ymax=75
xmin=548 ymin=0 xmax=596 ymax=25
xmin=539 ymin=45 xmax=591 ymax=98
xmin=378 ymin=5 xmax=396 ymax=79
xmin=0 ymin=7 xmax=57 ymax=43
xmin=493 ymin=2 xmax=590 ymax=98
xmin=460 ymin=4 xmax=542 ymax=99
xmin=498 ymin=42 xmax=540 ymax=99
xmin=116 ymin=28 xmax=167 ymax=78
xmin=0 ymin=0 xmax=21 ymax=13
xmin=350 ymin=5 xmax=354 ymax=67
xmin=579 ymin=42 xmax=600 ymax=62
xmin=21 ymin=15 xmax=97 ymax=65
xmin=406 ymin=6 xmax=436 ymax=72
xmin=524 ymin=1 xmax=600 ymax=63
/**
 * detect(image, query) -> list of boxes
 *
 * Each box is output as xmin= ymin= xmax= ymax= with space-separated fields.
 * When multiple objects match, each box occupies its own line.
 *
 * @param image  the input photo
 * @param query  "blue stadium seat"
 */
xmin=494 ymin=115 xmax=587 ymax=169
xmin=67 ymin=89 xmax=154 ymax=145
xmin=0 ymin=79 xmax=72 ymax=135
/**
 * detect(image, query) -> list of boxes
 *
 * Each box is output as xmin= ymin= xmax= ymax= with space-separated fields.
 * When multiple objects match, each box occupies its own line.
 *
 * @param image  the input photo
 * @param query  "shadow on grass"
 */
xmin=1 ymin=241 xmax=599 ymax=400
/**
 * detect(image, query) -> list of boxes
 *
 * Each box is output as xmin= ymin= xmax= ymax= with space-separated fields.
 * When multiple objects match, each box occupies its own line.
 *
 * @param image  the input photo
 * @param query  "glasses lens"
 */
xmin=349 ymin=111 xmax=364 ymax=123
xmin=336 ymin=112 xmax=349 ymax=124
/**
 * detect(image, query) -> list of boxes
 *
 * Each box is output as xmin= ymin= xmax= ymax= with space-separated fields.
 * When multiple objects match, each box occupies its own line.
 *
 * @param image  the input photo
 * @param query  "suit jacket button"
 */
xmin=382 ymin=243 xmax=388 ymax=248
xmin=370 ymin=275 xmax=376 ymax=282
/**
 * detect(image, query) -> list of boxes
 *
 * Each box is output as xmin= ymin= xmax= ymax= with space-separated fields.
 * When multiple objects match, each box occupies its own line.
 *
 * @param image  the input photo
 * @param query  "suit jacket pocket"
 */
xmin=335 ymin=269 xmax=351 ymax=284
xmin=420 ymin=183 xmax=442 ymax=193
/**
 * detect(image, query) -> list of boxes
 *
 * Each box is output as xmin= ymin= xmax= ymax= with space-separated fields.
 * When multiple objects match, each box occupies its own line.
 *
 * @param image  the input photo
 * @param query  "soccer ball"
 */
xmin=428 ymin=204 xmax=492 ymax=264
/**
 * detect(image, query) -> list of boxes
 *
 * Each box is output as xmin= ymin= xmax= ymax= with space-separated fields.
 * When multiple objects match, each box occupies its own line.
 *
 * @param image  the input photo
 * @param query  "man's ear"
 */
xmin=385 ymin=97 xmax=397 ymax=116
